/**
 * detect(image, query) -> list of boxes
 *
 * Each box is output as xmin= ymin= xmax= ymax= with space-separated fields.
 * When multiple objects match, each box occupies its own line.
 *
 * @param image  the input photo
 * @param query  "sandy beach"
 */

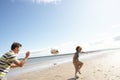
xmin=9 ymin=50 xmax=120 ymax=80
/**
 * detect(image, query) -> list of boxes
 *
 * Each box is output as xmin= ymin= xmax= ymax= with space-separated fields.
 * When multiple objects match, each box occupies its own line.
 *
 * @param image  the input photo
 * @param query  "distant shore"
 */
xmin=8 ymin=49 xmax=120 ymax=80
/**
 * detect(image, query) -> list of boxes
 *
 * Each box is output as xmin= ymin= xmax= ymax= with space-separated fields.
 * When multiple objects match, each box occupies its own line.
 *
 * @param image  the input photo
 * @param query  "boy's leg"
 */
xmin=77 ymin=61 xmax=84 ymax=74
xmin=73 ymin=62 xmax=79 ymax=79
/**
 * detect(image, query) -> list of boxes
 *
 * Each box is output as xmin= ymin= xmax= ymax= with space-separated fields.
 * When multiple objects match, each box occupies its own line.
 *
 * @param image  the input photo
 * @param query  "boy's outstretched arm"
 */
xmin=11 ymin=51 xmax=30 ymax=68
xmin=81 ymin=51 xmax=87 ymax=54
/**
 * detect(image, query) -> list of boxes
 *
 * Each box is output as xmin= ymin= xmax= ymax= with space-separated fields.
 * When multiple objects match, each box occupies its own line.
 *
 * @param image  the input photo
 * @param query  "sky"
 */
xmin=0 ymin=0 xmax=120 ymax=57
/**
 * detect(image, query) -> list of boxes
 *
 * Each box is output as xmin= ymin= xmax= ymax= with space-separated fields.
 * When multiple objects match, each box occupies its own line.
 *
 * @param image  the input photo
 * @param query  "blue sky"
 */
xmin=0 ymin=0 xmax=120 ymax=57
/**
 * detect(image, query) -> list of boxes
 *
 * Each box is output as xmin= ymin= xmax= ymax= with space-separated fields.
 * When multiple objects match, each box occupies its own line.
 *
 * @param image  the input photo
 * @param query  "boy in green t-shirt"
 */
xmin=0 ymin=42 xmax=30 ymax=80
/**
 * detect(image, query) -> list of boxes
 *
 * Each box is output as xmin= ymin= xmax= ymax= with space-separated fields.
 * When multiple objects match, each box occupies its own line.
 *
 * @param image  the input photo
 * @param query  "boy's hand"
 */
xmin=81 ymin=51 xmax=85 ymax=53
xmin=25 ymin=51 xmax=30 ymax=58
xmin=81 ymin=51 xmax=87 ymax=54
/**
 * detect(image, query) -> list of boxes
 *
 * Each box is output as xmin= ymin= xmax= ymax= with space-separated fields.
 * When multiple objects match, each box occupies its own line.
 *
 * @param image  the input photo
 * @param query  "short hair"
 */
xmin=11 ymin=42 xmax=22 ymax=50
xmin=76 ymin=46 xmax=82 ymax=51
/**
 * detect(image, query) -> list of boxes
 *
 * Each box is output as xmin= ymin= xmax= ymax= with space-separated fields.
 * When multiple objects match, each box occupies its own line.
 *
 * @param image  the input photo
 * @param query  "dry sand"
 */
xmin=9 ymin=51 xmax=120 ymax=80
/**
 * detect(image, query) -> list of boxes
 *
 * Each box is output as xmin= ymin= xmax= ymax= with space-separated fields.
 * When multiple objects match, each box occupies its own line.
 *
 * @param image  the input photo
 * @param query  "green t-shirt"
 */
xmin=0 ymin=51 xmax=17 ymax=78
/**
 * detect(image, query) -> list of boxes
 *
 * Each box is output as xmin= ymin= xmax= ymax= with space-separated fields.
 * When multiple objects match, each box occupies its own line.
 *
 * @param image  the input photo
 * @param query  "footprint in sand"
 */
xmin=55 ymin=75 xmax=61 ymax=78
xmin=97 ymin=69 xmax=101 ymax=72
xmin=93 ymin=71 xmax=96 ymax=73
xmin=81 ymin=77 xmax=85 ymax=80
xmin=112 ymin=66 xmax=115 ymax=68
xmin=93 ymin=71 xmax=96 ymax=75
xmin=108 ymin=70 xmax=111 ymax=72
xmin=104 ymin=74 xmax=108 ymax=78
xmin=116 ymin=75 xmax=120 ymax=78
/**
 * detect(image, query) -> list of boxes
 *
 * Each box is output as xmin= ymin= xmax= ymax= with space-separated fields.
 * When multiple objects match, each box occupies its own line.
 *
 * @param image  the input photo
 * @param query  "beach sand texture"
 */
xmin=9 ymin=50 xmax=120 ymax=80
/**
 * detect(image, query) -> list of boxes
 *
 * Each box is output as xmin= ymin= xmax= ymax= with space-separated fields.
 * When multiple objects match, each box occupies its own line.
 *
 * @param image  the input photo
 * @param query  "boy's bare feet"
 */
xmin=75 ymin=75 xmax=79 ymax=80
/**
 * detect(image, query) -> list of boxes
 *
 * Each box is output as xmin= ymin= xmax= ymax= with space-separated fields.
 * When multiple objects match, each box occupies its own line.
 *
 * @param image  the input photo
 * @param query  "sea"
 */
xmin=7 ymin=47 xmax=120 ymax=78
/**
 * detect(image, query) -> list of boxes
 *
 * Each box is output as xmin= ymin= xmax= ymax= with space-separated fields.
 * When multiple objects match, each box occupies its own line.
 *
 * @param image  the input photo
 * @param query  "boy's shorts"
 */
xmin=73 ymin=60 xmax=83 ymax=69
